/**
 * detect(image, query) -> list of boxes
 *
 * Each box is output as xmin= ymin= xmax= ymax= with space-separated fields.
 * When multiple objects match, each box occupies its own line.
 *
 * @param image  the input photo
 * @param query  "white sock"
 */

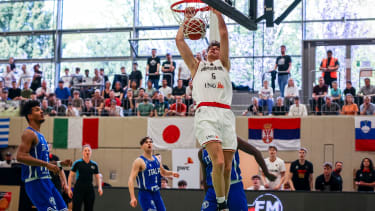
xmin=216 ymin=196 xmax=225 ymax=204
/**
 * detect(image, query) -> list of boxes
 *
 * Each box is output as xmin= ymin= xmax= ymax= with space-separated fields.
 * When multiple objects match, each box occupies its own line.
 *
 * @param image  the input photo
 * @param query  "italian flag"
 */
xmin=53 ymin=118 xmax=99 ymax=149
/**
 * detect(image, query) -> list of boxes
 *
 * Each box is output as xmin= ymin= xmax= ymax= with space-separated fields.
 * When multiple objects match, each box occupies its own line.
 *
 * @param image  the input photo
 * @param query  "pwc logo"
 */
xmin=248 ymin=193 xmax=283 ymax=211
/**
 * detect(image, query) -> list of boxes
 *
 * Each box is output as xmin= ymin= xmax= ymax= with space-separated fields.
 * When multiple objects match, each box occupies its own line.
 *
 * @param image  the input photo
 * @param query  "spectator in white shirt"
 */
xmin=36 ymin=80 xmax=52 ymax=100
xmin=2 ymin=65 xmax=16 ymax=88
xmin=178 ymin=61 xmax=191 ymax=87
xmin=159 ymin=79 xmax=172 ymax=99
xmin=61 ymin=68 xmax=72 ymax=88
xmin=18 ymin=64 xmax=33 ymax=88
xmin=284 ymin=78 xmax=299 ymax=108
xmin=247 ymin=175 xmax=266 ymax=190
xmin=288 ymin=96 xmax=308 ymax=116
xmin=261 ymin=145 xmax=286 ymax=190
xmin=0 ymin=152 xmax=16 ymax=168
xmin=259 ymin=80 xmax=274 ymax=115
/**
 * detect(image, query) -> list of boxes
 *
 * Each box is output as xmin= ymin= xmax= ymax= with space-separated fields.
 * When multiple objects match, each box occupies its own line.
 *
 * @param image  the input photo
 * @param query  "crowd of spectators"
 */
xmin=247 ymin=146 xmax=375 ymax=192
xmin=0 ymin=51 xmax=199 ymax=117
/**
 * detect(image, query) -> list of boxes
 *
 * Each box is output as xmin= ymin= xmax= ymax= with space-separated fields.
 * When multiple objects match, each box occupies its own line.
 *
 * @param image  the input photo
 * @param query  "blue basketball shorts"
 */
xmin=138 ymin=189 xmax=166 ymax=211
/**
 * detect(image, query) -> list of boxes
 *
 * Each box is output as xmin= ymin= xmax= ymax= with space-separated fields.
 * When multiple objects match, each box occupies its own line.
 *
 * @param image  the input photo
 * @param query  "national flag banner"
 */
xmin=147 ymin=118 xmax=196 ymax=149
xmin=172 ymin=148 xmax=200 ymax=189
xmin=53 ymin=118 xmax=99 ymax=149
xmin=0 ymin=118 xmax=10 ymax=148
xmin=355 ymin=117 xmax=375 ymax=151
xmin=248 ymin=118 xmax=301 ymax=151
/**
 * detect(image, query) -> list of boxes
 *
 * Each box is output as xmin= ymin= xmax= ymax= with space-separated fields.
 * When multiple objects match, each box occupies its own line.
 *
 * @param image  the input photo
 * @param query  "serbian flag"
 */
xmin=248 ymin=118 xmax=301 ymax=151
xmin=53 ymin=118 xmax=99 ymax=149
xmin=147 ymin=117 xmax=196 ymax=149
xmin=355 ymin=117 xmax=375 ymax=151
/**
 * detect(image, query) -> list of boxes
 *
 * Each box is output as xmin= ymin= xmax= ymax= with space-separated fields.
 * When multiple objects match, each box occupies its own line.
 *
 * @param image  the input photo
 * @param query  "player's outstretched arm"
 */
xmin=212 ymin=9 xmax=230 ymax=70
xmin=175 ymin=26 xmax=199 ymax=77
xmin=17 ymin=130 xmax=59 ymax=173
xmin=128 ymin=158 xmax=142 ymax=208
xmin=160 ymin=164 xmax=179 ymax=178
xmin=198 ymin=149 xmax=208 ymax=193
xmin=237 ymin=136 xmax=276 ymax=181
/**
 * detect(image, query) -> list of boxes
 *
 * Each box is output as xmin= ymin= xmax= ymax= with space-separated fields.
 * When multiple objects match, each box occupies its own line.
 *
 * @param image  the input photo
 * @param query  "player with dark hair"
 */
xmin=16 ymin=100 xmax=72 ymax=210
xmin=176 ymin=9 xmax=235 ymax=210
xmin=128 ymin=137 xmax=179 ymax=211
xmin=68 ymin=144 xmax=103 ymax=211
xmin=199 ymin=136 xmax=276 ymax=211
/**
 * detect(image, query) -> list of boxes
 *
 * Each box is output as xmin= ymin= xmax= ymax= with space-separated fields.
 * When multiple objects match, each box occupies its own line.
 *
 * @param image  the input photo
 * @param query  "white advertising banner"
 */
xmin=172 ymin=148 xmax=200 ymax=189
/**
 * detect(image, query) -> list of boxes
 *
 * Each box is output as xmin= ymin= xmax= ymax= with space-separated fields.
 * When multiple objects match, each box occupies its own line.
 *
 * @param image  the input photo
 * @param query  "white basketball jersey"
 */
xmin=193 ymin=60 xmax=232 ymax=106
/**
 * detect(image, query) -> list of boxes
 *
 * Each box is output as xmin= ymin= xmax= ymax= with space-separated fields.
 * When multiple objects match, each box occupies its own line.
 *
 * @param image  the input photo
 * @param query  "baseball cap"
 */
xmin=323 ymin=162 xmax=333 ymax=168
xmin=300 ymin=147 xmax=308 ymax=153
xmin=268 ymin=144 xmax=277 ymax=151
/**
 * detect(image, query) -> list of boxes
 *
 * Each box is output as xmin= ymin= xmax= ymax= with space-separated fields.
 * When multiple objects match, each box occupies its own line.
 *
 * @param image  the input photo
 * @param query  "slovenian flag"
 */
xmin=248 ymin=118 xmax=301 ymax=151
xmin=355 ymin=117 xmax=375 ymax=151
xmin=53 ymin=118 xmax=99 ymax=149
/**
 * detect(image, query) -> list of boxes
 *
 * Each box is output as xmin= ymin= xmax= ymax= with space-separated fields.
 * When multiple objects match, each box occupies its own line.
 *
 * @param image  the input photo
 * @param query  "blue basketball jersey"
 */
xmin=202 ymin=149 xmax=242 ymax=186
xmin=21 ymin=127 xmax=51 ymax=182
xmin=136 ymin=155 xmax=161 ymax=192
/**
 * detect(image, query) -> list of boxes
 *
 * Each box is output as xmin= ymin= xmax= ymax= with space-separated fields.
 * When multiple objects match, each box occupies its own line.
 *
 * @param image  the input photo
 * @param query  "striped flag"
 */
xmin=0 ymin=118 xmax=10 ymax=148
xmin=355 ymin=117 xmax=375 ymax=151
xmin=248 ymin=118 xmax=301 ymax=151
xmin=53 ymin=118 xmax=99 ymax=149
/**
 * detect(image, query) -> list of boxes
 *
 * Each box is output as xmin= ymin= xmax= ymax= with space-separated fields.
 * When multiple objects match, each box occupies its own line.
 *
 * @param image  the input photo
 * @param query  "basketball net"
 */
xmin=209 ymin=10 xmax=220 ymax=42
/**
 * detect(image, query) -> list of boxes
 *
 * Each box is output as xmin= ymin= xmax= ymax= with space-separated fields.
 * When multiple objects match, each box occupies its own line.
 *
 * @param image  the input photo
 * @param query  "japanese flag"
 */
xmin=147 ymin=118 xmax=196 ymax=149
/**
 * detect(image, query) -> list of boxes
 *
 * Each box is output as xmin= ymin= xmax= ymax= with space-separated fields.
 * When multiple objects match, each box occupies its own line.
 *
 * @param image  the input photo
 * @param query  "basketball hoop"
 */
xmin=171 ymin=0 xmax=210 ymax=40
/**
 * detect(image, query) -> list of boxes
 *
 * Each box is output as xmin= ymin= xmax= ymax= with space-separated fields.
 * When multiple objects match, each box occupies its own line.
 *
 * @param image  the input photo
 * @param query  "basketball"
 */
xmin=183 ymin=18 xmax=206 ymax=40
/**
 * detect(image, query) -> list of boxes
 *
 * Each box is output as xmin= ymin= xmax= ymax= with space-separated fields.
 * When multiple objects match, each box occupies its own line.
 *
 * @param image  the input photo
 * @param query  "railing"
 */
xmin=310 ymin=70 xmax=341 ymax=87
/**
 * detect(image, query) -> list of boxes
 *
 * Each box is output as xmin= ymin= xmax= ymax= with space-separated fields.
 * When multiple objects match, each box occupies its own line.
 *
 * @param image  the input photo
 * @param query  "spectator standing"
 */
xmin=137 ymin=97 xmax=154 ymax=117
xmin=321 ymin=96 xmax=340 ymax=115
xmin=162 ymin=53 xmax=176 ymax=87
xmin=30 ymin=64 xmax=42 ymax=91
xmin=261 ymin=146 xmax=286 ymax=190
xmin=122 ymin=90 xmax=135 ymax=116
xmin=341 ymin=94 xmax=358 ymax=115
xmin=247 ymin=175 xmax=265 ymax=190
xmin=355 ymin=158 xmax=375 ymax=192
xmin=169 ymin=96 xmax=187 ymax=116
xmin=172 ymin=79 xmax=186 ymax=98
xmin=289 ymin=148 xmax=314 ymax=191
xmin=102 ymin=81 xmax=111 ymax=99
xmin=8 ymin=80 xmax=21 ymax=100
xmin=129 ymin=62 xmax=143 ymax=88
xmin=284 ymin=78 xmax=299 ymax=108
xmin=100 ymin=68 xmax=109 ymax=84
xmin=319 ymin=50 xmax=339 ymax=87
xmin=243 ymin=97 xmax=263 ymax=116
xmin=332 ymin=161 xmax=343 ymax=191
xmin=73 ymin=67 xmax=82 ymax=77
xmin=312 ymin=77 xmax=328 ymax=114
xmin=146 ymin=48 xmax=161 ymax=89
xmin=21 ymin=81 xmax=33 ymax=99
xmin=55 ymin=80 xmax=71 ymax=104
xmin=315 ymin=162 xmax=340 ymax=192
xmin=145 ymin=80 xmax=156 ymax=97
xmin=273 ymin=45 xmax=292 ymax=97
xmin=8 ymin=57 xmax=15 ymax=70
xmin=154 ymin=93 xmax=169 ymax=117
xmin=272 ymin=97 xmax=287 ymax=116
xmin=82 ymin=69 xmax=92 ymax=84
xmin=91 ymin=89 xmax=104 ymax=115
xmin=159 ymin=79 xmax=172 ymax=100
xmin=18 ymin=64 xmax=33 ymax=88
xmin=288 ymin=97 xmax=308 ymax=116
xmin=330 ymin=81 xmax=343 ymax=106
xmin=2 ymin=65 xmax=15 ymax=88
xmin=92 ymin=69 xmax=103 ymax=85
xmin=36 ymin=80 xmax=51 ymax=100
xmin=72 ymin=90 xmax=84 ymax=112
xmin=360 ymin=95 xmax=375 ymax=115
xmin=259 ymin=80 xmax=273 ymax=115
xmin=61 ymin=68 xmax=72 ymax=88
xmin=178 ymin=61 xmax=191 ymax=87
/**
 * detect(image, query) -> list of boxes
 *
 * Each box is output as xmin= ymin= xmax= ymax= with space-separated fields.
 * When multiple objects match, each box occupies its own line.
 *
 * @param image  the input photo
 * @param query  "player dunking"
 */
xmin=176 ymin=9 xmax=234 ymax=210
xmin=128 ymin=137 xmax=179 ymax=211
xmin=17 ymin=100 xmax=72 ymax=210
